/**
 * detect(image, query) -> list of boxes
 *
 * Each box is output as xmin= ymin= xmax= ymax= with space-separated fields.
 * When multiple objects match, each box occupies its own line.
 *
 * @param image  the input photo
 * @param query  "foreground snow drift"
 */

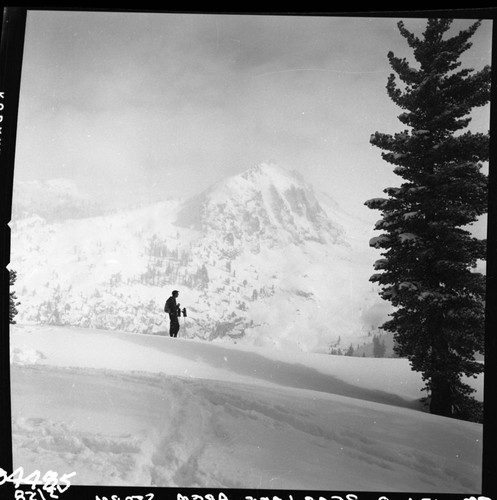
xmin=10 ymin=324 xmax=483 ymax=492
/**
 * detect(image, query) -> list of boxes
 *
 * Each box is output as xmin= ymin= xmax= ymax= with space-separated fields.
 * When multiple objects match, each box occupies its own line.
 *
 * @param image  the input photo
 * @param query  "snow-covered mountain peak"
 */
xmin=239 ymin=161 xmax=303 ymax=186
xmin=175 ymin=162 xmax=346 ymax=248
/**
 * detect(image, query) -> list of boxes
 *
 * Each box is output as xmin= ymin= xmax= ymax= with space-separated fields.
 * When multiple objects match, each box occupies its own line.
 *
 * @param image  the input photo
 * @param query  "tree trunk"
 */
xmin=429 ymin=375 xmax=453 ymax=417
xmin=428 ymin=313 xmax=453 ymax=417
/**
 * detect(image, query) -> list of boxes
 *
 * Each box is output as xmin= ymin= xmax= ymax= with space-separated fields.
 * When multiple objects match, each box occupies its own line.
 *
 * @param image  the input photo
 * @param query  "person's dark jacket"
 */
xmin=165 ymin=296 xmax=178 ymax=317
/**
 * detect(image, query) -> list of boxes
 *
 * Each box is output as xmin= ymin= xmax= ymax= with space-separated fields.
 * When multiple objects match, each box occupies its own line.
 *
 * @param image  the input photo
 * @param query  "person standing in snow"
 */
xmin=165 ymin=290 xmax=181 ymax=338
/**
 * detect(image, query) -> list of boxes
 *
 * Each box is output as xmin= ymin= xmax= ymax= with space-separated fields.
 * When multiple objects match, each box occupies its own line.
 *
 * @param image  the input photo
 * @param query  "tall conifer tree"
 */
xmin=365 ymin=19 xmax=490 ymax=420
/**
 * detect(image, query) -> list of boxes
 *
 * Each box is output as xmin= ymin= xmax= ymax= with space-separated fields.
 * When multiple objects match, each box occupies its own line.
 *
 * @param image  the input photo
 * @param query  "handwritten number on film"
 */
xmin=0 ymin=466 xmax=76 ymax=498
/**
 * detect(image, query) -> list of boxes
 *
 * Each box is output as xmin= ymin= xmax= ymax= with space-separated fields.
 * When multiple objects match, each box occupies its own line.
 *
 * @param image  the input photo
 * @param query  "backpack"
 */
xmin=164 ymin=300 xmax=171 ymax=313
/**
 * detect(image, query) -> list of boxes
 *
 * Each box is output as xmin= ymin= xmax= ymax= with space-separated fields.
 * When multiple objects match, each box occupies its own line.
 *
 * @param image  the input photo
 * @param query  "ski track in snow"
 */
xmin=10 ymin=324 xmax=483 ymax=492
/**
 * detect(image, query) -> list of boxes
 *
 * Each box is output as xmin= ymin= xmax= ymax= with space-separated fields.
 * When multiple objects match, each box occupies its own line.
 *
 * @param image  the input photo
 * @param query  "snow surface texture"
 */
xmin=10 ymin=163 xmax=391 ymax=353
xmin=10 ymin=324 xmax=483 ymax=492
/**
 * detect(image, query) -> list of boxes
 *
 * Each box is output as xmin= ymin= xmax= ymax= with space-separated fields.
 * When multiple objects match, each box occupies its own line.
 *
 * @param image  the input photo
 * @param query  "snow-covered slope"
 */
xmin=10 ymin=324 xmax=483 ymax=491
xmin=10 ymin=163 xmax=390 ymax=352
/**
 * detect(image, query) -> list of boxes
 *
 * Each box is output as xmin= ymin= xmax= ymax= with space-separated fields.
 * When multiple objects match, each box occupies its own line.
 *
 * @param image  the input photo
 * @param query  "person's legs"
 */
xmin=170 ymin=317 xmax=180 ymax=337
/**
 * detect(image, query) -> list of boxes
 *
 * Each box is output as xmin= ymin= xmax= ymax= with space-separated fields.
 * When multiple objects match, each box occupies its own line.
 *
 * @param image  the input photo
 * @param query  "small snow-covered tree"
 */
xmin=9 ymin=269 xmax=20 ymax=324
xmin=365 ymin=19 xmax=489 ymax=421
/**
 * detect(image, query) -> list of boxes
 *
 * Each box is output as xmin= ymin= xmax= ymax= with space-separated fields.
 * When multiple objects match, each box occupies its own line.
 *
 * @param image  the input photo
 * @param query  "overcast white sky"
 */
xmin=13 ymin=10 xmax=493 ymax=224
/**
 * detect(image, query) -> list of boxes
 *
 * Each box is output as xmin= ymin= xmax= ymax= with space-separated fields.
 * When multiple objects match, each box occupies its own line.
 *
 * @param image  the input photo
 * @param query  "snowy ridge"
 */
xmin=10 ymin=324 xmax=483 ymax=491
xmin=12 ymin=178 xmax=102 ymax=221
